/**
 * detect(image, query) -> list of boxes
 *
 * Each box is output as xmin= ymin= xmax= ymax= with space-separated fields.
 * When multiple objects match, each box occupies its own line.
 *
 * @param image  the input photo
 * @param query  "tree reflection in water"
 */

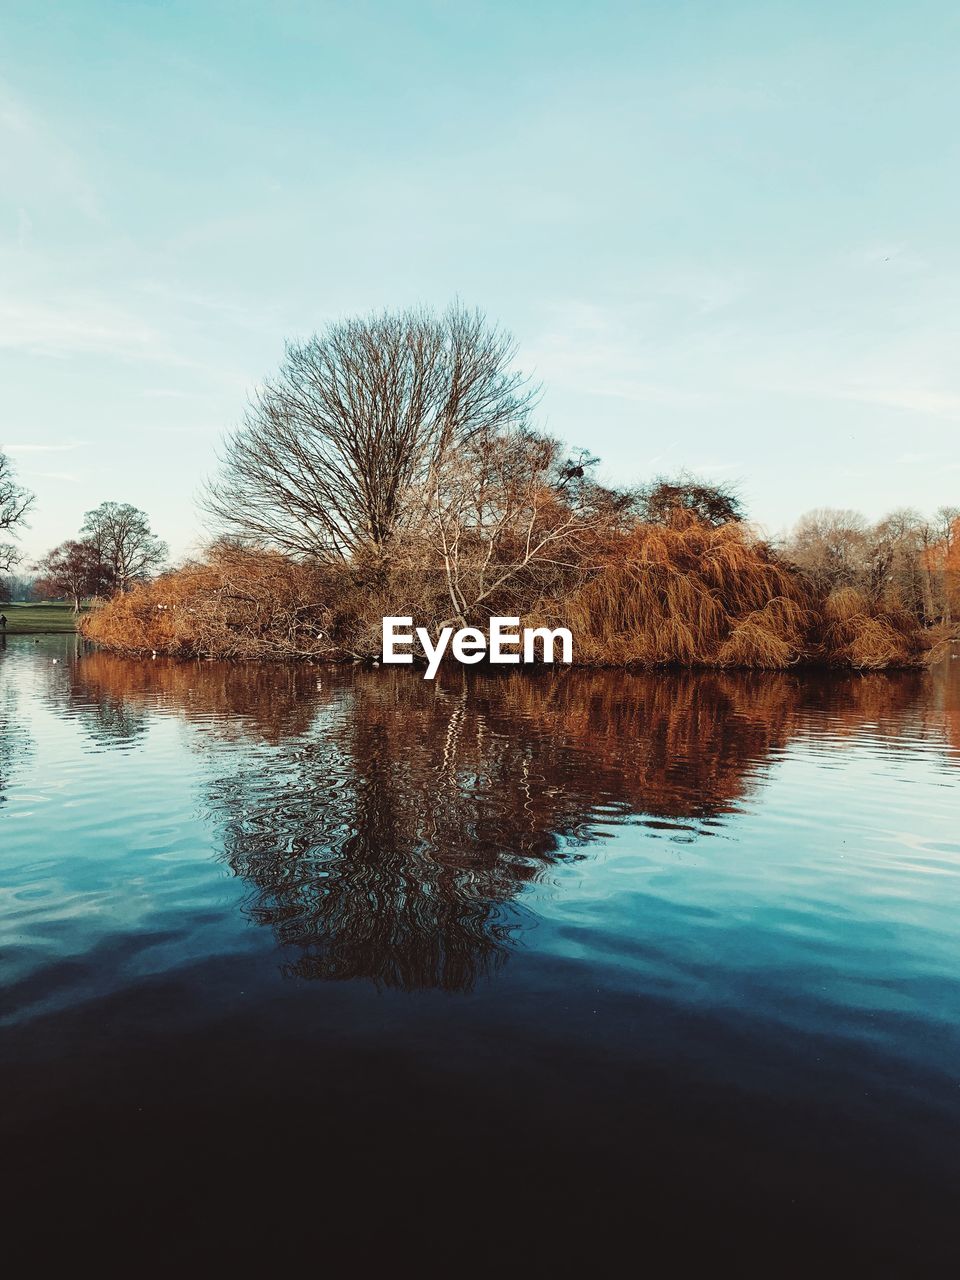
xmin=59 ymin=649 xmax=960 ymax=991
xmin=41 ymin=640 xmax=152 ymax=749
xmin=0 ymin=647 xmax=32 ymax=809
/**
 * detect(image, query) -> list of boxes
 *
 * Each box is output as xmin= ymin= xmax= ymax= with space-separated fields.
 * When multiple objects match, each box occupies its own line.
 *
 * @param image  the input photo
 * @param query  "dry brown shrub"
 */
xmin=82 ymin=512 xmax=929 ymax=671
xmin=80 ymin=544 xmax=343 ymax=659
xmin=921 ymin=620 xmax=960 ymax=665
xmin=817 ymin=587 xmax=924 ymax=669
xmin=553 ymin=513 xmax=813 ymax=667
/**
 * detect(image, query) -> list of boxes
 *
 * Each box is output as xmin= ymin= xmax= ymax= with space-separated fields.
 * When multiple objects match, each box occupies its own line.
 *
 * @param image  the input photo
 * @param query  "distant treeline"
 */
xmin=11 ymin=304 xmax=958 ymax=670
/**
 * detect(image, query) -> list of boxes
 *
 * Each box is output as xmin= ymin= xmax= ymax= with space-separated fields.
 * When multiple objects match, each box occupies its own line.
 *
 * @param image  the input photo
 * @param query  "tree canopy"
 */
xmin=81 ymin=502 xmax=167 ymax=592
xmin=203 ymin=304 xmax=537 ymax=564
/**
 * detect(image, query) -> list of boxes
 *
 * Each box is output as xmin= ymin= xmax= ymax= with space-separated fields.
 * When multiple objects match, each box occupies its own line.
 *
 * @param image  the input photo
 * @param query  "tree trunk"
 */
xmin=920 ymin=565 xmax=935 ymax=624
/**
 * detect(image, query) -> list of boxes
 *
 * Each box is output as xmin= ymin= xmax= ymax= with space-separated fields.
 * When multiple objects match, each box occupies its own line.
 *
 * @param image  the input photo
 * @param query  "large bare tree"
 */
xmin=203 ymin=305 xmax=537 ymax=566
xmin=81 ymin=502 xmax=167 ymax=593
xmin=0 ymin=450 xmax=35 ymax=573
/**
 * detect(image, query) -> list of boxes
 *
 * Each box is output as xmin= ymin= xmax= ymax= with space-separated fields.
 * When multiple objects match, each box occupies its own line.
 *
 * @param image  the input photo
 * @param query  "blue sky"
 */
xmin=2 ymin=0 xmax=958 ymax=563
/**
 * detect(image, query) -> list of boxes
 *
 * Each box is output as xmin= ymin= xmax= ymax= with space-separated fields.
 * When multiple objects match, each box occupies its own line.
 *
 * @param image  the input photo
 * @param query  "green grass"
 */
xmin=0 ymin=602 xmax=85 ymax=633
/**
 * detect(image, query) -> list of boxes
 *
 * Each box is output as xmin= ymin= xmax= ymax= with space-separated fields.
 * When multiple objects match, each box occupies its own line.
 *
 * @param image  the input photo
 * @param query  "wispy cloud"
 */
xmin=526 ymin=301 xmax=722 ymax=408
xmin=0 ymin=296 xmax=210 ymax=367
xmin=0 ymin=81 xmax=101 ymax=223
xmin=761 ymin=369 xmax=960 ymax=420
xmin=896 ymin=450 xmax=946 ymax=465
xmin=3 ymin=441 xmax=84 ymax=453
xmin=152 ymin=425 xmax=218 ymax=434
xmin=0 ymin=298 xmax=159 ymax=359
xmin=22 ymin=470 xmax=81 ymax=483
xmin=833 ymin=384 xmax=960 ymax=418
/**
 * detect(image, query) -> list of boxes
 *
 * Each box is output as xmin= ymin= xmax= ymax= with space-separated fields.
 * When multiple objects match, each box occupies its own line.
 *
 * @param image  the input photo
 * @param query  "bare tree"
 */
xmin=923 ymin=506 xmax=960 ymax=624
xmin=81 ymin=502 xmax=167 ymax=593
xmin=785 ymin=508 xmax=870 ymax=594
xmin=865 ymin=508 xmax=923 ymax=610
xmin=0 ymin=450 xmax=35 ymax=572
xmin=934 ymin=506 xmax=960 ymax=539
xmin=34 ymin=539 xmax=112 ymax=611
xmin=203 ymin=305 xmax=537 ymax=567
xmin=639 ymin=473 xmax=744 ymax=527
xmin=427 ymin=427 xmax=627 ymax=627
xmin=0 ymin=572 xmax=35 ymax=603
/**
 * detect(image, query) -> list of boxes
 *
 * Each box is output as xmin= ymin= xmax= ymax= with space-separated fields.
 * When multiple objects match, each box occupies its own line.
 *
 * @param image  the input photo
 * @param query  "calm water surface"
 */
xmin=2 ymin=636 xmax=959 ymax=1266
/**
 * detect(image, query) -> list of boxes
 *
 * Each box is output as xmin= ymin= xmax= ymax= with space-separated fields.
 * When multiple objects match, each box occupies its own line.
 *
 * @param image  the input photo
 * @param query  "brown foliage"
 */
xmin=81 ymin=543 xmax=341 ymax=659
xmin=817 ymin=587 xmax=924 ymax=669
xmin=82 ymin=509 xmax=928 ymax=670
xmin=549 ymin=512 xmax=813 ymax=667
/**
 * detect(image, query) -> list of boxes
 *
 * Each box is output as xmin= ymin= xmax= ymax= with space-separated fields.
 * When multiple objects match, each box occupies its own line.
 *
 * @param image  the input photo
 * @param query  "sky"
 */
xmin=2 ymin=0 xmax=959 ymax=565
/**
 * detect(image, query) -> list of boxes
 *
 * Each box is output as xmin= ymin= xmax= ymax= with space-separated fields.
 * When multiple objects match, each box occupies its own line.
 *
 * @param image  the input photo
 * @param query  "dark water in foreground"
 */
xmin=2 ymin=636 xmax=959 ymax=1267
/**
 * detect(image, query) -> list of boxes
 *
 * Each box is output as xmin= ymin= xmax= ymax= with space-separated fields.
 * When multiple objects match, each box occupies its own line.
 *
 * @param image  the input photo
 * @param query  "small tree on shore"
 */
xmin=34 ymin=539 xmax=112 ymax=611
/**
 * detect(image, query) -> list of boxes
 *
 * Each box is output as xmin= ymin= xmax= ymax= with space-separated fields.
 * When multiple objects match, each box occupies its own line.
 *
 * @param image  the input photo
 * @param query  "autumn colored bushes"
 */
xmin=82 ymin=513 xmax=928 ymax=669
xmin=541 ymin=510 xmax=925 ymax=669
xmin=556 ymin=513 xmax=812 ymax=667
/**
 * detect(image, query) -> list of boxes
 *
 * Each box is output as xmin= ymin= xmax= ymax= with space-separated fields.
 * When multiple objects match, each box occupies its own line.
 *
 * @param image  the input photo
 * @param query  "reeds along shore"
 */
xmin=81 ymin=510 xmax=940 ymax=671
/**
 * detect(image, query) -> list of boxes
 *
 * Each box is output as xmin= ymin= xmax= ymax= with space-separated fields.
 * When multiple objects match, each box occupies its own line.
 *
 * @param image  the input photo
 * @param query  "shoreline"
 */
xmin=3 ymin=626 xmax=78 ymax=636
xmin=66 ymin=637 xmax=941 ymax=673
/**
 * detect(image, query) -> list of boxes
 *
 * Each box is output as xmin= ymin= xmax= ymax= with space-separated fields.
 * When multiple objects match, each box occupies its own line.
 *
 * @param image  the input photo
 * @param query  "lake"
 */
xmin=2 ymin=634 xmax=959 ymax=1267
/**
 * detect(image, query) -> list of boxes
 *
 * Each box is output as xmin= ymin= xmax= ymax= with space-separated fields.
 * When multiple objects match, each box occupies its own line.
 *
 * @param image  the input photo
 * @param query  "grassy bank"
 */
xmin=1 ymin=602 xmax=83 ymax=634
